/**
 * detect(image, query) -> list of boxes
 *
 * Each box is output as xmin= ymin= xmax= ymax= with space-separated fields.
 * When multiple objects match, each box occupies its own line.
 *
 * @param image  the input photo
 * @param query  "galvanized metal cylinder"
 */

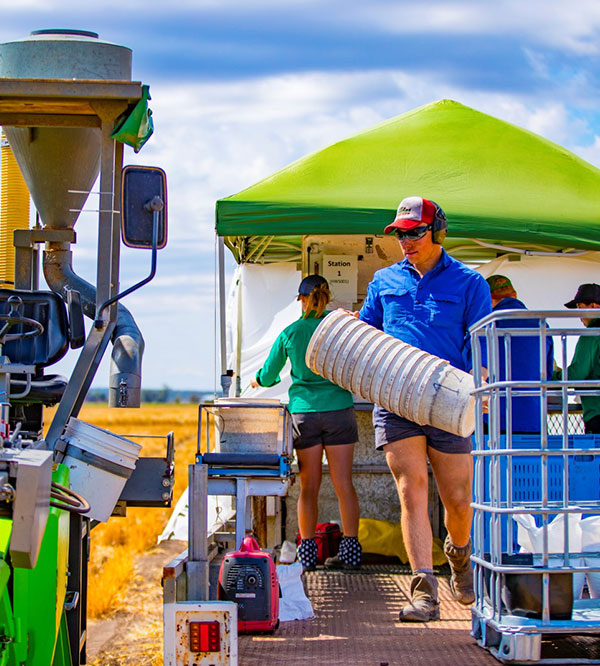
xmin=0 ymin=29 xmax=131 ymax=80
xmin=306 ymin=309 xmax=476 ymax=437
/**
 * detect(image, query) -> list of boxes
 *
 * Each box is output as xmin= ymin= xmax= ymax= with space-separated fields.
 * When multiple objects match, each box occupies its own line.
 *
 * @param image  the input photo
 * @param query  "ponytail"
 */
xmin=302 ymin=283 xmax=331 ymax=318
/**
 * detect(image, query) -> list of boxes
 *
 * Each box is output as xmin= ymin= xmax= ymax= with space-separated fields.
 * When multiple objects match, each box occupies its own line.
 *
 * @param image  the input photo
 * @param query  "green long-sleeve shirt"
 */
xmin=567 ymin=317 xmax=600 ymax=423
xmin=255 ymin=311 xmax=354 ymax=414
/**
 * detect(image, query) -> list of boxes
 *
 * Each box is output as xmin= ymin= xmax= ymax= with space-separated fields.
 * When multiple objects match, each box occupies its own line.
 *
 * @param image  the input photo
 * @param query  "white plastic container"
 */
xmin=60 ymin=417 xmax=141 ymax=522
xmin=211 ymin=398 xmax=292 ymax=456
xmin=306 ymin=309 xmax=476 ymax=437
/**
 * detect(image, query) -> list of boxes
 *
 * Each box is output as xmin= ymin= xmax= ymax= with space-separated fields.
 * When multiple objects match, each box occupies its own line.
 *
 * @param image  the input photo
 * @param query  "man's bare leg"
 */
xmin=384 ymin=436 xmax=439 ymax=621
xmin=428 ymin=447 xmax=474 ymax=604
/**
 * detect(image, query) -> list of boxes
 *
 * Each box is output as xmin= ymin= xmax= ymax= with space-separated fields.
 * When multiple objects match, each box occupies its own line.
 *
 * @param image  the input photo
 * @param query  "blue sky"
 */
xmin=2 ymin=1 xmax=600 ymax=390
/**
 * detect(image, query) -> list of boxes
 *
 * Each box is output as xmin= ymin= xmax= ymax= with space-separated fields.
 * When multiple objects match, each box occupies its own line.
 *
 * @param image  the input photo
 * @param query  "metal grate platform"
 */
xmin=238 ymin=567 xmax=498 ymax=666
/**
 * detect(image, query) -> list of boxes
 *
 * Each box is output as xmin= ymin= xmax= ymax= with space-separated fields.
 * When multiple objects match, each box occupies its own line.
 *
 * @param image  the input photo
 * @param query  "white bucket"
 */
xmin=306 ymin=309 xmax=476 ymax=437
xmin=60 ymin=418 xmax=142 ymax=522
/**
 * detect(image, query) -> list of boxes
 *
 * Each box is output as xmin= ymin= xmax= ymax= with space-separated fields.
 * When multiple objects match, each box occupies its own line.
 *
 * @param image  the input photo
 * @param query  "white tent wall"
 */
xmin=226 ymin=262 xmax=301 ymax=399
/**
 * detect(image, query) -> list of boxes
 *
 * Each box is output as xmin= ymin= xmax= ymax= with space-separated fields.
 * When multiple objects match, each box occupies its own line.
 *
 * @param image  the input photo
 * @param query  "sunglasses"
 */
xmin=394 ymin=224 xmax=432 ymax=241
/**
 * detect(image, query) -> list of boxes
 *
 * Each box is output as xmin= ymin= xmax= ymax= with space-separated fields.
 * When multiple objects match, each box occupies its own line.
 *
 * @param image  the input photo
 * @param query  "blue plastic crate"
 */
xmin=474 ymin=434 xmax=600 ymax=553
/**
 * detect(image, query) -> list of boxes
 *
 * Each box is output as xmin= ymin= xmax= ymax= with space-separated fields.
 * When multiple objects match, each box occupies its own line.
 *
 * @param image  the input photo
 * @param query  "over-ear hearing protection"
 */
xmin=429 ymin=200 xmax=447 ymax=244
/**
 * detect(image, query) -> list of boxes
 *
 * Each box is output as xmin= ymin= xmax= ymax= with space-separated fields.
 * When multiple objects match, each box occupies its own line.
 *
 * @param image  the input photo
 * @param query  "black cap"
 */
xmin=298 ymin=274 xmax=328 ymax=296
xmin=565 ymin=283 xmax=600 ymax=309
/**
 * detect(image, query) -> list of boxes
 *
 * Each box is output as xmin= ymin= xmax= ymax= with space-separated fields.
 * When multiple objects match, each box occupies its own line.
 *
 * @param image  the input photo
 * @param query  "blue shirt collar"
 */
xmin=399 ymin=247 xmax=449 ymax=277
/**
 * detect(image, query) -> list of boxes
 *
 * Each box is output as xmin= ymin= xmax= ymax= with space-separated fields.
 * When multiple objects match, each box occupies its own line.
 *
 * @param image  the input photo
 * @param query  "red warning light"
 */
xmin=189 ymin=621 xmax=220 ymax=653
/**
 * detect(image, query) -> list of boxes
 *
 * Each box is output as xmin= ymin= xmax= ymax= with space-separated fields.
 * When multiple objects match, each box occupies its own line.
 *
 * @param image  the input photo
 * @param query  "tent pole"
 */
xmin=218 ymin=236 xmax=233 ymax=397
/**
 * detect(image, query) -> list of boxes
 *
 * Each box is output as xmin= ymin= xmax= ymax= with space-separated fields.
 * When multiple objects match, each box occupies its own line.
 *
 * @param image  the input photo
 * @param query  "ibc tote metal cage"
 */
xmin=470 ymin=308 xmax=600 ymax=664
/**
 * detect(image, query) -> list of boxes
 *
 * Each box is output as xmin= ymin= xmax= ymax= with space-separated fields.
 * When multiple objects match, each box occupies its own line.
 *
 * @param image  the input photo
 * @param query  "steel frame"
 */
xmin=470 ymin=308 xmax=600 ymax=663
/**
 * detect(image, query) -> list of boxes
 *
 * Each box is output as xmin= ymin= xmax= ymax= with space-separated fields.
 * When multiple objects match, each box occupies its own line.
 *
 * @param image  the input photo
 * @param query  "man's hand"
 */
xmin=481 ymin=394 xmax=489 ymax=414
xmin=250 ymin=378 xmax=259 ymax=389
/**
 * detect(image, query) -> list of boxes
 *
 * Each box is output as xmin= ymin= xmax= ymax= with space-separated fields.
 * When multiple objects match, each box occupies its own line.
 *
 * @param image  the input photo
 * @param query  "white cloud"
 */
xmin=359 ymin=1 xmax=600 ymax=54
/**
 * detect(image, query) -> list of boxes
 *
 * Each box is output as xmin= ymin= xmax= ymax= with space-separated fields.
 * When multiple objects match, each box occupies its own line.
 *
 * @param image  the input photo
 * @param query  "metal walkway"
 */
xmin=238 ymin=567 xmax=498 ymax=666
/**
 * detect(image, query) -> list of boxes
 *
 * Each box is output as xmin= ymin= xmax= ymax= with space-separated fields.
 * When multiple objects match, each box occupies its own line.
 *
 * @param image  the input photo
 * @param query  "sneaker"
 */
xmin=444 ymin=536 xmax=474 ymax=605
xmin=398 ymin=573 xmax=440 ymax=622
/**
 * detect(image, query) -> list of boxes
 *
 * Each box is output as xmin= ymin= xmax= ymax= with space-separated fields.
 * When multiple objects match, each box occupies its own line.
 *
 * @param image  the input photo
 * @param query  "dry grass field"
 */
xmin=46 ymin=402 xmax=204 ymax=664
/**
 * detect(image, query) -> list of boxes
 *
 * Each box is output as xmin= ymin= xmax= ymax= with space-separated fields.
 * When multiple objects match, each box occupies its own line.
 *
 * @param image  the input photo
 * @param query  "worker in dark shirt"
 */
xmin=486 ymin=275 xmax=554 ymax=433
xmin=563 ymin=283 xmax=600 ymax=433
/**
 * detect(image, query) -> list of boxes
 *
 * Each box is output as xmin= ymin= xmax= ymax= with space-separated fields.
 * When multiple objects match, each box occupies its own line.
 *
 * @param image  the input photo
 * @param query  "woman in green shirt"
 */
xmin=251 ymin=275 xmax=361 ymax=571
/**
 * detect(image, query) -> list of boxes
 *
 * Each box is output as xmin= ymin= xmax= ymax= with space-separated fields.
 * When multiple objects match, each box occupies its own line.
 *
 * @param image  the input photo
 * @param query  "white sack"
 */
xmin=276 ymin=561 xmax=314 ymax=622
xmin=581 ymin=516 xmax=600 ymax=598
xmin=515 ymin=513 xmax=585 ymax=597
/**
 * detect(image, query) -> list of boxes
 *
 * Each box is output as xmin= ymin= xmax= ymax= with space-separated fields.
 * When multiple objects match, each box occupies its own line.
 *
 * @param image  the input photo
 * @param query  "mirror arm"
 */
xmin=94 ymin=199 xmax=162 ymax=329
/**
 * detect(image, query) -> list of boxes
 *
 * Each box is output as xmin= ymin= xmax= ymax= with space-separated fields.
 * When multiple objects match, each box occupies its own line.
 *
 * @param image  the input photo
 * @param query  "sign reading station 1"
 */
xmin=322 ymin=255 xmax=358 ymax=306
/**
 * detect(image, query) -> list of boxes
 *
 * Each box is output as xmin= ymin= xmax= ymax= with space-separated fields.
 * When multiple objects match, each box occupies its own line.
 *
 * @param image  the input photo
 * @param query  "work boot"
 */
xmin=399 ymin=572 xmax=440 ymax=622
xmin=444 ymin=536 xmax=474 ymax=605
xmin=324 ymin=536 xmax=362 ymax=571
xmin=297 ymin=538 xmax=318 ymax=571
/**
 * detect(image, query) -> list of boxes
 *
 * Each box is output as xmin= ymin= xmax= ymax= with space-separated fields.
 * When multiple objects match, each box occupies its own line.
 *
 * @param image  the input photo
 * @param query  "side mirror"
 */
xmin=121 ymin=165 xmax=168 ymax=249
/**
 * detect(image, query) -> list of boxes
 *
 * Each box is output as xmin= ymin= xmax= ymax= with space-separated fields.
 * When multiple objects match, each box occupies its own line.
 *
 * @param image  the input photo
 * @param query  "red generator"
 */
xmin=217 ymin=535 xmax=279 ymax=634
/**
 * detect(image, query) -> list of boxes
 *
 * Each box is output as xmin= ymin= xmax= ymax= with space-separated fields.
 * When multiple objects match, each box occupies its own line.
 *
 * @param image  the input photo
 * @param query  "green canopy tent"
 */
xmin=216 ymin=99 xmax=600 ymax=264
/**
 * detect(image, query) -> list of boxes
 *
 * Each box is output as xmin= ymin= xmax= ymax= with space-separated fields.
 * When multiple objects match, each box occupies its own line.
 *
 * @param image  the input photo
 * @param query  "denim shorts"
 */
xmin=372 ymin=405 xmax=472 ymax=454
xmin=292 ymin=407 xmax=358 ymax=450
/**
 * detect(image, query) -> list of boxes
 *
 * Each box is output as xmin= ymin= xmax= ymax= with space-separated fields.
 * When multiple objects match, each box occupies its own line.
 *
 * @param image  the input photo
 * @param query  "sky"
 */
xmin=1 ymin=1 xmax=600 ymax=391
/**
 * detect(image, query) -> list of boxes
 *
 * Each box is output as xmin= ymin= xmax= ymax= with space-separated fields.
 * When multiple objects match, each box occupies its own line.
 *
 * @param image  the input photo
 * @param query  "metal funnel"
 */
xmin=0 ymin=30 xmax=132 ymax=228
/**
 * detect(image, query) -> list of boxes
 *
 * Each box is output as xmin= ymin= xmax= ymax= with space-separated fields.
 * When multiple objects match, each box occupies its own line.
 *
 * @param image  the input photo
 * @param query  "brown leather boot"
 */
xmin=444 ymin=536 xmax=474 ymax=605
xmin=398 ymin=572 xmax=440 ymax=622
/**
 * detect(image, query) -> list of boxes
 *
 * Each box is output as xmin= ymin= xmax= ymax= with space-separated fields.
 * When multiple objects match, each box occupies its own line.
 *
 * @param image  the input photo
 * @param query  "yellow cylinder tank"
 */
xmin=0 ymin=131 xmax=30 ymax=288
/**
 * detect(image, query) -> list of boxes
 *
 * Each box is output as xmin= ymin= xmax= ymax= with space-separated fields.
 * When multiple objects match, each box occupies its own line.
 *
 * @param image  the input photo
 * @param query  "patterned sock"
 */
xmin=340 ymin=536 xmax=362 ymax=566
xmin=297 ymin=538 xmax=317 ymax=568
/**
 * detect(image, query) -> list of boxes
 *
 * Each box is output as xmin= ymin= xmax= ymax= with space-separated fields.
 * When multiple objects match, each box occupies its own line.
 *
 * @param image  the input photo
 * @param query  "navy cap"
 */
xmin=565 ymin=283 xmax=600 ymax=309
xmin=298 ymin=274 xmax=328 ymax=297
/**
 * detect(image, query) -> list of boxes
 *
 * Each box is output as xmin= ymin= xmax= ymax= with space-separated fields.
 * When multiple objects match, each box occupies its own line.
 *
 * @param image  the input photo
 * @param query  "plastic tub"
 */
xmin=61 ymin=417 xmax=141 ymax=522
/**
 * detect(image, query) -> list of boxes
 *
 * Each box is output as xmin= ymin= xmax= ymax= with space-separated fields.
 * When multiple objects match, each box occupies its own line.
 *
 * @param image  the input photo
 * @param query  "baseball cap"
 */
xmin=298 ymin=274 xmax=328 ymax=298
xmin=564 ymin=283 xmax=600 ymax=309
xmin=384 ymin=196 xmax=436 ymax=234
xmin=486 ymin=275 xmax=514 ymax=293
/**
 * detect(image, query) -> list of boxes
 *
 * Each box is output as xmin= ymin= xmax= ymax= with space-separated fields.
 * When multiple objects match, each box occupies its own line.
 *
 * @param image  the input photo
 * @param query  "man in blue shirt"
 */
xmin=360 ymin=196 xmax=491 ymax=622
xmin=486 ymin=275 xmax=554 ymax=433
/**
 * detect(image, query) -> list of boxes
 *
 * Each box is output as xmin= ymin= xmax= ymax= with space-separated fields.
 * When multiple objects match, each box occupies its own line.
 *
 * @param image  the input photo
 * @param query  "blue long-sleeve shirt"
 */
xmin=359 ymin=249 xmax=491 ymax=372
xmin=487 ymin=296 xmax=554 ymax=433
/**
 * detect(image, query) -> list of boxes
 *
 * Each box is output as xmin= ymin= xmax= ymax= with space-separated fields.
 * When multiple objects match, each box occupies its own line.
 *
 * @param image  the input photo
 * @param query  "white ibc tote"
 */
xmin=306 ymin=309 xmax=476 ymax=437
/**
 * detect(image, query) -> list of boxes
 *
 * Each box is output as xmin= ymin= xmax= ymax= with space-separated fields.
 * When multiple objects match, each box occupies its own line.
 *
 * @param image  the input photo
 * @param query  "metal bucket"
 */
xmin=306 ymin=309 xmax=475 ymax=437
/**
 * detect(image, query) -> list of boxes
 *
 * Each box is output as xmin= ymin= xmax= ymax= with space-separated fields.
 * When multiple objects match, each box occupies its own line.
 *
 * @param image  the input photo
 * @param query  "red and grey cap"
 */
xmin=384 ymin=196 xmax=436 ymax=234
